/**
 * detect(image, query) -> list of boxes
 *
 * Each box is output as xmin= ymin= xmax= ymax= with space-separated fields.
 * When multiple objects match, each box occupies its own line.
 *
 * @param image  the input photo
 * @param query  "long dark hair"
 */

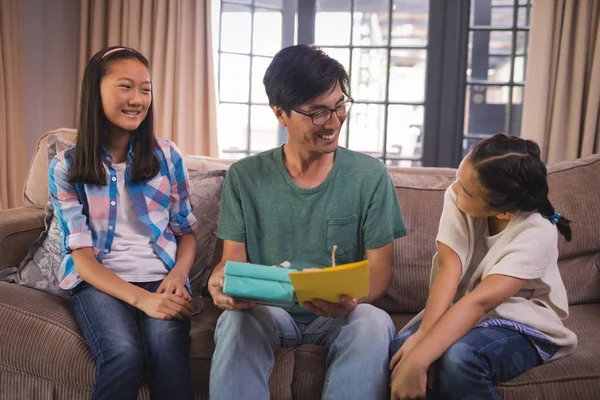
xmin=470 ymin=133 xmax=572 ymax=241
xmin=70 ymin=46 xmax=160 ymax=185
xmin=263 ymin=45 xmax=350 ymax=115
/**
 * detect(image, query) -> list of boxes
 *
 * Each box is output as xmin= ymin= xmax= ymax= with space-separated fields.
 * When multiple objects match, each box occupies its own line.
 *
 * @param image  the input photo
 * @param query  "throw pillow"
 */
xmin=188 ymin=169 xmax=227 ymax=297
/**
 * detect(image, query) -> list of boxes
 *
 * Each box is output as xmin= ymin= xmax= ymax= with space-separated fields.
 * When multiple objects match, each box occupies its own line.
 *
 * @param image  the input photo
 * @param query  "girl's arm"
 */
xmin=390 ymin=242 xmax=462 ymax=368
xmin=72 ymin=248 xmax=193 ymax=319
xmin=406 ymin=273 xmax=527 ymax=368
xmin=157 ymin=233 xmax=196 ymax=300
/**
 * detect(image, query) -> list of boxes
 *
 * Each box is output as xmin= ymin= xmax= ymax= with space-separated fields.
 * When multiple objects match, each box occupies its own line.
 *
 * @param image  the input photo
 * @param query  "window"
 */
xmin=215 ymin=0 xmax=532 ymax=167
xmin=314 ymin=0 xmax=429 ymax=167
xmin=463 ymin=0 xmax=532 ymax=155
xmin=217 ymin=0 xmax=293 ymax=159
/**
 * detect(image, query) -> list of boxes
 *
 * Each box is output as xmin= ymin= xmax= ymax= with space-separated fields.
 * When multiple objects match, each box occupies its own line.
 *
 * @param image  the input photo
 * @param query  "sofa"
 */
xmin=1 ymin=128 xmax=599 ymax=399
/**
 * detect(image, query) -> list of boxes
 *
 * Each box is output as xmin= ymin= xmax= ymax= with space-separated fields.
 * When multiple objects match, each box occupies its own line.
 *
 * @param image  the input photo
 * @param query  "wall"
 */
xmin=21 ymin=0 xmax=80 ymax=161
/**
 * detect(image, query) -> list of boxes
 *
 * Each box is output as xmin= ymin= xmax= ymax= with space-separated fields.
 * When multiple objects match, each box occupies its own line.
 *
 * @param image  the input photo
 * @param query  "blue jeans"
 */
xmin=210 ymin=304 xmax=395 ymax=400
xmin=71 ymin=281 xmax=193 ymax=400
xmin=389 ymin=322 xmax=541 ymax=400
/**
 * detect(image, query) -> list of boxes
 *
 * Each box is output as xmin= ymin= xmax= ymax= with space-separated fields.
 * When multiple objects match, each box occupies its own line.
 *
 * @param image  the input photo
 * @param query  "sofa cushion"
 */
xmin=547 ymin=154 xmax=600 ymax=304
xmin=24 ymin=128 xmax=77 ymax=208
xmin=496 ymin=303 xmax=600 ymax=399
xmin=188 ymin=170 xmax=227 ymax=297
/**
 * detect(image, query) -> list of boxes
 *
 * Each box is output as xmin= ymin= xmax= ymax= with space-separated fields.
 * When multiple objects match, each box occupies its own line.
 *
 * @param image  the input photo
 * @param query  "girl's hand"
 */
xmin=390 ymin=355 xmax=429 ymax=400
xmin=157 ymin=269 xmax=192 ymax=303
xmin=390 ymin=330 xmax=424 ymax=370
xmin=139 ymin=291 xmax=194 ymax=320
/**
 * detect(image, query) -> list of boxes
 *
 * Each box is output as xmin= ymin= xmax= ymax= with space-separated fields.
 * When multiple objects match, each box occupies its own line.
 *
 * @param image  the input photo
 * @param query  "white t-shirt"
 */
xmin=101 ymin=162 xmax=169 ymax=282
xmin=402 ymin=187 xmax=577 ymax=361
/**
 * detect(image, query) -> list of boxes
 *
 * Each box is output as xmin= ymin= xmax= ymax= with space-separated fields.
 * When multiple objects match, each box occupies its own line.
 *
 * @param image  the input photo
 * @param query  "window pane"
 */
xmin=348 ymin=103 xmax=385 ymax=155
xmin=386 ymin=105 xmax=423 ymax=160
xmin=351 ymin=49 xmax=388 ymax=102
xmin=468 ymin=31 xmax=513 ymax=81
xmin=315 ymin=0 xmax=351 ymax=46
xmin=250 ymin=106 xmax=279 ymax=152
xmin=513 ymin=56 xmax=525 ymax=83
xmin=353 ymin=0 xmax=389 ymax=46
xmin=516 ymin=31 xmax=528 ymax=56
xmin=518 ymin=6 xmax=531 ymax=27
xmin=322 ymin=47 xmax=350 ymax=73
xmin=251 ymin=57 xmax=271 ymax=103
xmin=221 ymin=4 xmax=252 ymax=53
xmin=255 ymin=0 xmax=283 ymax=8
xmin=253 ymin=10 xmax=282 ymax=56
xmin=389 ymin=49 xmax=426 ymax=102
xmin=220 ymin=54 xmax=250 ymax=102
xmin=218 ymin=104 xmax=248 ymax=152
xmin=464 ymin=84 xmax=523 ymax=136
xmin=391 ymin=0 xmax=428 ymax=47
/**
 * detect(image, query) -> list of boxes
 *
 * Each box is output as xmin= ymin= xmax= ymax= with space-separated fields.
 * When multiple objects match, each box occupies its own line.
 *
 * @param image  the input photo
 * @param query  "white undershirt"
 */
xmin=101 ymin=162 xmax=168 ymax=282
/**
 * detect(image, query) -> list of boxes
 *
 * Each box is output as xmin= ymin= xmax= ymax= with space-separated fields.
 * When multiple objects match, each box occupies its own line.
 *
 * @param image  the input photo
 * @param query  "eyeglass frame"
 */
xmin=290 ymin=97 xmax=354 ymax=126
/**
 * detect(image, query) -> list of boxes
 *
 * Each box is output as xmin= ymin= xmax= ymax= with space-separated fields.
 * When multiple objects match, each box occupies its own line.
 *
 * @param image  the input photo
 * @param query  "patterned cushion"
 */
xmin=15 ymin=201 xmax=70 ymax=299
xmin=188 ymin=170 xmax=227 ymax=297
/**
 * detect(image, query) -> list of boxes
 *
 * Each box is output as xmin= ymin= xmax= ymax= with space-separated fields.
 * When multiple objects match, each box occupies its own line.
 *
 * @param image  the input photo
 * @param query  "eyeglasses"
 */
xmin=291 ymin=98 xmax=354 ymax=126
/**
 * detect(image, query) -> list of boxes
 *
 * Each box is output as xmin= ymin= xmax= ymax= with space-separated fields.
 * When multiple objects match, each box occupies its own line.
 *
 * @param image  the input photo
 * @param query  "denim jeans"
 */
xmin=210 ymin=304 xmax=395 ymax=400
xmin=389 ymin=322 xmax=541 ymax=400
xmin=71 ymin=281 xmax=193 ymax=400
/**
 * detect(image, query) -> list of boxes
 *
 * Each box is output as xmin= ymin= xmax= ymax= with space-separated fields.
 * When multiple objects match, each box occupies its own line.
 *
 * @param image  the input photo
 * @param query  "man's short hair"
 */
xmin=263 ymin=44 xmax=350 ymax=115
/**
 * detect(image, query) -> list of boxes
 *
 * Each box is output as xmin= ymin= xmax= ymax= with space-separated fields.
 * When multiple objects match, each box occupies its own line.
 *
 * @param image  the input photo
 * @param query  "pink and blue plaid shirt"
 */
xmin=48 ymin=139 xmax=198 ymax=290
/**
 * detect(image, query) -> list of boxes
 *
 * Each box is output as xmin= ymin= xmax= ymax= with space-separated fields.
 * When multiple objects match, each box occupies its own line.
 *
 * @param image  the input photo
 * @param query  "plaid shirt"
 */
xmin=48 ymin=139 xmax=198 ymax=290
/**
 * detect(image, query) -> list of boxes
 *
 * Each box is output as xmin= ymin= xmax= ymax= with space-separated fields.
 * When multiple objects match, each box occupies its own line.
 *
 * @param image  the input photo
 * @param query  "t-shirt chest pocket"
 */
xmin=326 ymin=215 xmax=359 ymax=257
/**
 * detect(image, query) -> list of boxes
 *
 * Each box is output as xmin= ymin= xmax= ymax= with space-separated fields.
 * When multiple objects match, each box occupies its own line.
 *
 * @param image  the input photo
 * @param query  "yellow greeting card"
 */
xmin=288 ymin=260 xmax=369 ymax=304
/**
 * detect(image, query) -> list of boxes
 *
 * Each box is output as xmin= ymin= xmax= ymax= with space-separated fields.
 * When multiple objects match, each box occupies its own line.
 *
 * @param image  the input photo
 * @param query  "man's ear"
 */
xmin=272 ymin=106 xmax=287 ymax=127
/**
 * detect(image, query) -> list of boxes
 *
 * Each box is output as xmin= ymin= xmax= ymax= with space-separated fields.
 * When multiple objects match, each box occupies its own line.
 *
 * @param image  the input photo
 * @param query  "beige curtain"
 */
xmin=78 ymin=0 xmax=218 ymax=156
xmin=0 ymin=0 xmax=27 ymax=210
xmin=521 ymin=0 xmax=600 ymax=163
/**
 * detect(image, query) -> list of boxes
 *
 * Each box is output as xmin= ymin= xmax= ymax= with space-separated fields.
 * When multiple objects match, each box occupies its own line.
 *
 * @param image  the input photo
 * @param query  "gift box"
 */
xmin=223 ymin=261 xmax=298 ymax=306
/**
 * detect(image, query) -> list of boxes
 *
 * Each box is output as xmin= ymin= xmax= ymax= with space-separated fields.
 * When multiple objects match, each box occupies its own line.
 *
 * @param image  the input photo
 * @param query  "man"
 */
xmin=208 ymin=44 xmax=407 ymax=400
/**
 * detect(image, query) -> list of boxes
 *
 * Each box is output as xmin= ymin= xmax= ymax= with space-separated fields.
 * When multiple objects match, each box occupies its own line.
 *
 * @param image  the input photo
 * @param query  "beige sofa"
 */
xmin=1 ymin=129 xmax=599 ymax=399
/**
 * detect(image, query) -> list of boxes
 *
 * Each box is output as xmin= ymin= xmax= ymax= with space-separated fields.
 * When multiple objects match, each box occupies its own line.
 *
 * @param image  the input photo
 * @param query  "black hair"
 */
xmin=470 ymin=133 xmax=572 ymax=241
xmin=263 ymin=44 xmax=349 ymax=115
xmin=70 ymin=46 xmax=160 ymax=185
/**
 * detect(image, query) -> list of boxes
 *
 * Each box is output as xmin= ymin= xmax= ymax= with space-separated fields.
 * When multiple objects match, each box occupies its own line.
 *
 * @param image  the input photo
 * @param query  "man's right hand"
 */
xmin=208 ymin=267 xmax=257 ymax=311
xmin=138 ymin=291 xmax=193 ymax=320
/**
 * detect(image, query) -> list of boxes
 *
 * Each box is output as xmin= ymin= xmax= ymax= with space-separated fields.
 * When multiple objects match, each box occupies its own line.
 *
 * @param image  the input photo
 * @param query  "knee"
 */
xmin=101 ymin=341 xmax=144 ymax=373
xmin=437 ymin=342 xmax=486 ymax=387
xmin=347 ymin=304 xmax=395 ymax=341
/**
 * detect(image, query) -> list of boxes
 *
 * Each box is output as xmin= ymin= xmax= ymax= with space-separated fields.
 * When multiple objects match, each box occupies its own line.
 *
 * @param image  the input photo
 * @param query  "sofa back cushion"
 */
xmin=374 ymin=167 xmax=455 ymax=313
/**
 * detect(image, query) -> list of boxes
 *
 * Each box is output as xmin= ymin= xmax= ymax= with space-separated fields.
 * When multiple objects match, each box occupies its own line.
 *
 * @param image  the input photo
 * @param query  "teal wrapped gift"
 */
xmin=223 ymin=261 xmax=298 ymax=306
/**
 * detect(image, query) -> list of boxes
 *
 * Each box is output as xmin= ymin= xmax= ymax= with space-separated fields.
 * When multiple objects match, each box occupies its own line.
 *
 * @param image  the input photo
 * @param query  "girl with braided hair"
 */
xmin=389 ymin=133 xmax=576 ymax=400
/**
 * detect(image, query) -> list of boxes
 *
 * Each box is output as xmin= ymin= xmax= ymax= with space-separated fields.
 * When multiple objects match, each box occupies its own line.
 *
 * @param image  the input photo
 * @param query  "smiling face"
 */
xmin=100 ymin=58 xmax=152 ymax=136
xmin=274 ymin=83 xmax=347 ymax=155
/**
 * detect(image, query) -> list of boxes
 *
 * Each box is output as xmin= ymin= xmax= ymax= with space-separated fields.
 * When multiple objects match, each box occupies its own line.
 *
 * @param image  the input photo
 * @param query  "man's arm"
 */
xmin=362 ymin=242 xmax=394 ymax=303
xmin=208 ymin=239 xmax=257 ymax=311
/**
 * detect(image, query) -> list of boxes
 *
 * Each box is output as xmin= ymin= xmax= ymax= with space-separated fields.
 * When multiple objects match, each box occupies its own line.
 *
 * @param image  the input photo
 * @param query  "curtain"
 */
xmin=0 ymin=0 xmax=27 ymax=209
xmin=521 ymin=0 xmax=600 ymax=163
xmin=78 ymin=0 xmax=218 ymax=156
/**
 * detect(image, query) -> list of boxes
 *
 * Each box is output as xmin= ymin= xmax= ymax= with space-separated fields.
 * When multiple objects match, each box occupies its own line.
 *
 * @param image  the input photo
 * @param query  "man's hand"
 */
xmin=157 ymin=269 xmax=192 ymax=303
xmin=208 ymin=267 xmax=256 ymax=311
xmin=303 ymin=295 xmax=357 ymax=318
xmin=138 ymin=291 xmax=193 ymax=320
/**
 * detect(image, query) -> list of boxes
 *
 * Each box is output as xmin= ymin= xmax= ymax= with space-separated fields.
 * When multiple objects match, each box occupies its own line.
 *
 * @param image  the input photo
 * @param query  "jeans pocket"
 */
xmin=326 ymin=215 xmax=359 ymax=258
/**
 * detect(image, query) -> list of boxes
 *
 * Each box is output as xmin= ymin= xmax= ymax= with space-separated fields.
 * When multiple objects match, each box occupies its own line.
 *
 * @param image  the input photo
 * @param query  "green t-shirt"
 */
xmin=217 ymin=145 xmax=407 ymax=322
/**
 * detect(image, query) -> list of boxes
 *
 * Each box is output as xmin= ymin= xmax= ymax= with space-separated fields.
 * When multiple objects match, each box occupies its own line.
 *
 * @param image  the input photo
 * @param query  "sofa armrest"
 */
xmin=0 ymin=282 xmax=93 ymax=389
xmin=0 ymin=207 xmax=45 ymax=271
